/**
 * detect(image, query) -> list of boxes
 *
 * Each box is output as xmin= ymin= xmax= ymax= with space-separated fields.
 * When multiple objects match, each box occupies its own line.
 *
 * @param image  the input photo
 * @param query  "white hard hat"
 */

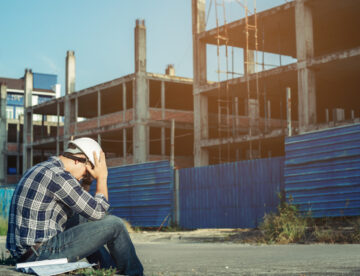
xmin=67 ymin=137 xmax=102 ymax=167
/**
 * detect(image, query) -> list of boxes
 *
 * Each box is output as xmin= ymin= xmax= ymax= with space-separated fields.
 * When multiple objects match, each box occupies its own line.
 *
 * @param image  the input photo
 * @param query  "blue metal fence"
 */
xmin=285 ymin=123 xmax=360 ymax=217
xmin=0 ymin=187 xmax=15 ymax=219
xmin=91 ymin=161 xmax=174 ymax=227
xmin=179 ymin=157 xmax=284 ymax=229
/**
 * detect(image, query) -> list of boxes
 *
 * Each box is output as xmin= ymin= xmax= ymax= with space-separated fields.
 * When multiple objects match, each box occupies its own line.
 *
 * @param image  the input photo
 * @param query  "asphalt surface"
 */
xmin=1 ymin=234 xmax=360 ymax=275
xmin=135 ymin=242 xmax=360 ymax=275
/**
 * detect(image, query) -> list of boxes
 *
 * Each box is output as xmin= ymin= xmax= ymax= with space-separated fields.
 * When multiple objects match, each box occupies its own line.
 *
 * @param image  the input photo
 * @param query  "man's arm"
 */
xmin=86 ymin=151 xmax=108 ymax=200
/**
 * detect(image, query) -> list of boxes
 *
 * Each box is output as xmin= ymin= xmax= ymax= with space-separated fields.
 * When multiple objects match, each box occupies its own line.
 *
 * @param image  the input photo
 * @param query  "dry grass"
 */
xmin=260 ymin=201 xmax=308 ymax=244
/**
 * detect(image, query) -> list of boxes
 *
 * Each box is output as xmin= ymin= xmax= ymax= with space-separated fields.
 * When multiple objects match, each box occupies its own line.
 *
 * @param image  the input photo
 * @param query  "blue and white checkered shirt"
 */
xmin=6 ymin=157 xmax=110 ymax=258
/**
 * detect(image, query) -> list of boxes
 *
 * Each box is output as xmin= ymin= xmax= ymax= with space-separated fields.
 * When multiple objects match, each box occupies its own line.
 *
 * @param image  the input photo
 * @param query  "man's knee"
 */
xmin=102 ymin=215 xmax=127 ymax=233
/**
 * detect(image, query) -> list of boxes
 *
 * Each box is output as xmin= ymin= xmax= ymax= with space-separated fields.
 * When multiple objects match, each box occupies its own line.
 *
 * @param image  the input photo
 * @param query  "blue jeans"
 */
xmin=27 ymin=214 xmax=143 ymax=276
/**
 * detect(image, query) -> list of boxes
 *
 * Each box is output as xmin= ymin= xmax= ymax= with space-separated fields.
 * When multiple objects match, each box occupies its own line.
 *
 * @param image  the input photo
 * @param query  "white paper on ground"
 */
xmin=28 ymin=262 xmax=94 ymax=276
xmin=16 ymin=258 xmax=95 ymax=276
xmin=16 ymin=258 xmax=68 ymax=269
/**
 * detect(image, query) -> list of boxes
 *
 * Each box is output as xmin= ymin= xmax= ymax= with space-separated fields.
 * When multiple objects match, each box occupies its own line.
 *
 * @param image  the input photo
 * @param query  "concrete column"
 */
xmin=66 ymin=51 xmax=76 ymax=95
xmin=192 ymin=0 xmax=209 ymax=167
xmin=161 ymin=81 xmax=166 ymax=157
xmin=23 ymin=69 xmax=33 ymax=172
xmin=295 ymin=0 xmax=316 ymax=133
xmin=165 ymin=64 xmax=175 ymax=76
xmin=133 ymin=19 xmax=149 ymax=163
xmin=194 ymin=94 xmax=209 ymax=165
xmin=246 ymin=98 xmax=259 ymax=135
xmin=0 ymin=83 xmax=7 ymax=184
xmin=56 ymin=102 xmax=60 ymax=156
xmin=122 ymin=83 xmax=127 ymax=163
xmin=97 ymin=90 xmax=101 ymax=145
xmin=244 ymin=50 xmax=255 ymax=75
xmin=64 ymin=51 xmax=76 ymax=150
xmin=74 ymin=97 xmax=78 ymax=135
xmin=233 ymin=97 xmax=239 ymax=137
xmin=244 ymin=50 xmax=259 ymax=135
xmin=123 ymin=128 xmax=127 ymax=163
xmin=267 ymin=100 xmax=271 ymax=130
xmin=16 ymin=116 xmax=21 ymax=181
xmin=122 ymin=83 xmax=127 ymax=120
xmin=286 ymin=87 xmax=292 ymax=136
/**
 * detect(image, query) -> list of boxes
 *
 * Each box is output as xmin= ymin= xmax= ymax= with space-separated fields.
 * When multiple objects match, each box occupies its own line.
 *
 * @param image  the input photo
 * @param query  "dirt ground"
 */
xmin=130 ymin=228 xmax=263 ymax=243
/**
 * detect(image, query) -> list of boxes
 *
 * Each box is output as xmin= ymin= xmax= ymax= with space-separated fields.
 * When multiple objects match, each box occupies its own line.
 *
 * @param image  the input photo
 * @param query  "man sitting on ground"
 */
xmin=6 ymin=137 xmax=143 ymax=276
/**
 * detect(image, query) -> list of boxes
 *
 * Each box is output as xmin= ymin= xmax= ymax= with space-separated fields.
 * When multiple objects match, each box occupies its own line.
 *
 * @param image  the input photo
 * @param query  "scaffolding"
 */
xmin=212 ymin=0 xmax=260 ymax=162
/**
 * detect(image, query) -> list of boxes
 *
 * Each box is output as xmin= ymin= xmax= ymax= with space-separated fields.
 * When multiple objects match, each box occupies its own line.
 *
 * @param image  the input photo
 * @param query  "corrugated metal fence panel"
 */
xmin=179 ymin=157 xmax=284 ymax=229
xmin=0 ymin=187 xmax=15 ymax=219
xmin=285 ymin=123 xmax=360 ymax=217
xmin=91 ymin=161 xmax=174 ymax=227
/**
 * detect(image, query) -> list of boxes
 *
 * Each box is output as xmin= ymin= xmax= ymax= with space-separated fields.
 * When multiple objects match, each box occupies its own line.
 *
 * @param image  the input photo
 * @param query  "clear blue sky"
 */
xmin=0 ymin=0 xmax=287 ymax=95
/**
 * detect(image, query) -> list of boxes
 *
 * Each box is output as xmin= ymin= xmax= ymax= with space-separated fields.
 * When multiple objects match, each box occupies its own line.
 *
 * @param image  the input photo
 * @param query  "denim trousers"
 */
xmin=26 ymin=214 xmax=144 ymax=276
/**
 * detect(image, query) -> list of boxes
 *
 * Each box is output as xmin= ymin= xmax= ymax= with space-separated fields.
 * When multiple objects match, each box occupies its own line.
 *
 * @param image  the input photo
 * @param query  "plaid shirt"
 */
xmin=6 ymin=157 xmax=110 ymax=257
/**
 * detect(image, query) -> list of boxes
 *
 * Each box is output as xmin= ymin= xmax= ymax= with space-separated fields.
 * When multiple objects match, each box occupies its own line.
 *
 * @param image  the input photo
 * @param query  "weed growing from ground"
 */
xmin=260 ymin=195 xmax=360 ymax=244
xmin=350 ymin=217 xmax=360 ymax=242
xmin=260 ymin=196 xmax=308 ymax=244
xmin=71 ymin=267 xmax=117 ymax=275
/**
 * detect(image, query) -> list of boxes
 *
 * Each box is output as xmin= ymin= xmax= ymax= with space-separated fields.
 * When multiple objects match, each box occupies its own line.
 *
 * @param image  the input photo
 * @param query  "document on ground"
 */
xmin=16 ymin=258 xmax=94 ymax=276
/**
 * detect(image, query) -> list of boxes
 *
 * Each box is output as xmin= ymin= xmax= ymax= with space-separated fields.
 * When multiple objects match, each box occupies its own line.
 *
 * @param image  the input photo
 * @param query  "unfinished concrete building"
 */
xmin=0 ymin=72 xmax=59 ymax=185
xmin=192 ymin=0 xmax=360 ymax=166
xmin=23 ymin=20 xmax=194 ymax=174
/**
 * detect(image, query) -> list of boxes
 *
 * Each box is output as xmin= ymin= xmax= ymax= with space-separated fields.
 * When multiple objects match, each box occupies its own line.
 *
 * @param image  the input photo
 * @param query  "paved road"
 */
xmin=135 ymin=242 xmax=360 ymax=276
xmin=1 ymin=236 xmax=360 ymax=275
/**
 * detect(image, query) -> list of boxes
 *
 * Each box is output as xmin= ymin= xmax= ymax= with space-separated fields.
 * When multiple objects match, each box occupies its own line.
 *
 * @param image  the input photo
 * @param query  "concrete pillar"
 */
xmin=122 ymin=83 xmax=127 ymax=162
xmin=246 ymin=98 xmax=259 ymax=135
xmin=133 ymin=19 xmax=149 ymax=163
xmin=16 ymin=116 xmax=21 ymax=181
xmin=286 ymin=87 xmax=292 ymax=136
xmin=64 ymin=51 xmax=76 ymax=150
xmin=161 ymin=81 xmax=166 ymax=157
xmin=267 ymin=100 xmax=271 ymax=130
xmin=192 ymin=0 xmax=209 ymax=167
xmin=122 ymin=83 xmax=127 ymax=119
xmin=66 ymin=51 xmax=76 ymax=95
xmin=244 ymin=49 xmax=259 ymax=135
xmin=23 ymin=69 xmax=33 ymax=172
xmin=295 ymin=0 xmax=316 ymax=133
xmin=244 ymin=50 xmax=255 ymax=75
xmin=233 ymin=97 xmax=239 ymax=136
xmin=165 ymin=65 xmax=175 ymax=76
xmin=0 ymin=83 xmax=7 ymax=184
xmin=123 ymin=129 xmax=127 ymax=163
xmin=56 ymin=102 xmax=60 ymax=156
xmin=97 ymin=90 xmax=101 ymax=145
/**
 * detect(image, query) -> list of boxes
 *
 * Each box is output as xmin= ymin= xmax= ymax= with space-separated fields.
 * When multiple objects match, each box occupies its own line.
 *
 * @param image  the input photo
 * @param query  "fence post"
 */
xmin=173 ymin=169 xmax=180 ymax=226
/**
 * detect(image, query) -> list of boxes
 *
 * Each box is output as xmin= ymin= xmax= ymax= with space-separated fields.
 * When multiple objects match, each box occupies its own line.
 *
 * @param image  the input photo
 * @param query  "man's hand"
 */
xmin=86 ymin=151 xmax=108 ymax=200
xmin=86 ymin=151 xmax=108 ymax=180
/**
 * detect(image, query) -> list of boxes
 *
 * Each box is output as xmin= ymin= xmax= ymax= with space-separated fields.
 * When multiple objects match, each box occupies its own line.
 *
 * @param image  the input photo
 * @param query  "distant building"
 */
xmin=0 ymin=72 xmax=60 ymax=184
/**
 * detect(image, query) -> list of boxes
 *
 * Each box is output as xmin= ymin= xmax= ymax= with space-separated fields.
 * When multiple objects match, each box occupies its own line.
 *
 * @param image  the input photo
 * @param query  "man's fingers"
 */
xmin=93 ymin=151 xmax=99 ymax=165
xmin=86 ymin=164 xmax=96 ymax=178
xmin=99 ymin=151 xmax=106 ymax=163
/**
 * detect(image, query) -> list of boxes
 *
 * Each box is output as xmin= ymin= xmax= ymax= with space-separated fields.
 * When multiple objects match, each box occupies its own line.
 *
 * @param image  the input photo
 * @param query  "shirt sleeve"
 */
xmin=48 ymin=171 xmax=110 ymax=220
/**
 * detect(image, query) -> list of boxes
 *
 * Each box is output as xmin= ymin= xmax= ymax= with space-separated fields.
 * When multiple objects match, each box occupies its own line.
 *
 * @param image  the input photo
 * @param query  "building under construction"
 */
xmin=1 ymin=20 xmax=194 ymax=185
xmin=0 ymin=73 xmax=60 ymax=185
xmin=1 ymin=0 xmax=360 ymax=185
xmin=192 ymin=0 xmax=360 ymax=166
